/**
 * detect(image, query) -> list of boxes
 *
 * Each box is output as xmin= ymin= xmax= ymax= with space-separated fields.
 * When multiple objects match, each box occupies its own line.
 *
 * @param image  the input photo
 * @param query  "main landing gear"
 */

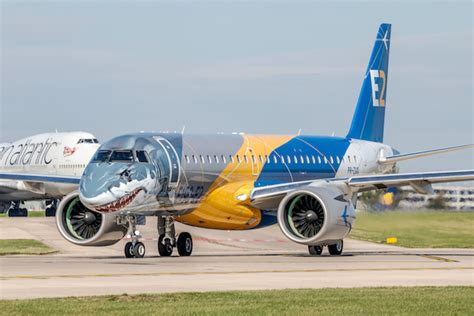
xmin=121 ymin=214 xmax=194 ymax=259
xmin=157 ymin=216 xmax=193 ymax=257
xmin=7 ymin=201 xmax=28 ymax=217
xmin=308 ymin=240 xmax=344 ymax=256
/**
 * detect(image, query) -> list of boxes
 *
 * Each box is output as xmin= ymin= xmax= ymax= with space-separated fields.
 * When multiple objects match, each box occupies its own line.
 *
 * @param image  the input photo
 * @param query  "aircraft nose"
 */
xmin=79 ymin=162 xmax=132 ymax=209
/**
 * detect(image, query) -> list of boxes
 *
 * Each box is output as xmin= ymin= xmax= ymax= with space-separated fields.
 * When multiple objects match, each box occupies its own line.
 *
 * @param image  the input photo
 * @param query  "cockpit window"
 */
xmin=92 ymin=150 xmax=111 ymax=162
xmin=78 ymin=138 xmax=99 ymax=144
xmin=110 ymin=150 xmax=134 ymax=162
xmin=136 ymin=150 xmax=149 ymax=163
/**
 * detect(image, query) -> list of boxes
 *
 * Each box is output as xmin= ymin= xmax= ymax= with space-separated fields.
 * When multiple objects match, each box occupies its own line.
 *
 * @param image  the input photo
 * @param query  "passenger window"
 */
xmin=237 ymin=155 xmax=241 ymax=163
xmin=259 ymin=155 xmax=263 ymax=163
xmin=244 ymin=155 xmax=248 ymax=163
xmin=311 ymin=156 xmax=316 ymax=164
xmin=347 ymin=156 xmax=351 ymax=163
xmin=306 ymin=155 xmax=310 ymax=164
xmin=230 ymin=155 xmax=235 ymax=163
xmin=318 ymin=156 xmax=321 ymax=164
xmin=221 ymin=155 xmax=226 ymax=163
xmin=252 ymin=155 xmax=256 ymax=164
xmin=274 ymin=155 xmax=278 ymax=164
xmin=293 ymin=155 xmax=298 ymax=164
xmin=192 ymin=155 xmax=197 ymax=164
xmin=330 ymin=156 xmax=334 ymax=164
xmin=336 ymin=156 xmax=340 ymax=164
xmin=207 ymin=155 xmax=212 ymax=164
xmin=214 ymin=155 xmax=219 ymax=163
xmin=353 ymin=155 xmax=357 ymax=162
xmin=200 ymin=155 xmax=205 ymax=164
xmin=324 ymin=156 xmax=328 ymax=164
xmin=287 ymin=155 xmax=291 ymax=164
xmin=300 ymin=155 xmax=304 ymax=164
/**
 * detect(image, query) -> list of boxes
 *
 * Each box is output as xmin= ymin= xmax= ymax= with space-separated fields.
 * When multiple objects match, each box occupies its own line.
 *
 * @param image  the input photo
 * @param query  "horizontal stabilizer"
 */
xmin=378 ymin=144 xmax=473 ymax=164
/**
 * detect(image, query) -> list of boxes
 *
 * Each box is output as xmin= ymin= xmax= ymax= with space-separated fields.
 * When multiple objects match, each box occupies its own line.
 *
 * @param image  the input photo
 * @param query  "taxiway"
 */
xmin=0 ymin=217 xmax=472 ymax=299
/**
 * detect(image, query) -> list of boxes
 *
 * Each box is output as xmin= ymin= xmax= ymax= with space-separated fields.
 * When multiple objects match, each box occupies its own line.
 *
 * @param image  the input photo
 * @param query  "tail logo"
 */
xmin=369 ymin=69 xmax=386 ymax=107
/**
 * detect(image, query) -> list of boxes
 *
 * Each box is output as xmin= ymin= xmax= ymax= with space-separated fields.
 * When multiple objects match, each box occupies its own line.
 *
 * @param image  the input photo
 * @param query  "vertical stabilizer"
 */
xmin=347 ymin=23 xmax=391 ymax=143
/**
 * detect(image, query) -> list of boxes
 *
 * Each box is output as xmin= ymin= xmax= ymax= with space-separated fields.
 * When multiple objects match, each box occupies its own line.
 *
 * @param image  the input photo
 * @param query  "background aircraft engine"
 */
xmin=277 ymin=185 xmax=354 ymax=246
xmin=56 ymin=192 xmax=128 ymax=246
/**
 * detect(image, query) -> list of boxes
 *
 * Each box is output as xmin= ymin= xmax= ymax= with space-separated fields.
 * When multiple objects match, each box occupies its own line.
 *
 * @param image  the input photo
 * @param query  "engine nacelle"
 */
xmin=277 ymin=184 xmax=355 ymax=246
xmin=56 ymin=192 xmax=128 ymax=246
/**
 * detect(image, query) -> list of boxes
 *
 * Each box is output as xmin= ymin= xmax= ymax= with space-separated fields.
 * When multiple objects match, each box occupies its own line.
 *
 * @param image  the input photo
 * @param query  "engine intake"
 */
xmin=277 ymin=185 xmax=354 ymax=246
xmin=56 ymin=192 xmax=128 ymax=246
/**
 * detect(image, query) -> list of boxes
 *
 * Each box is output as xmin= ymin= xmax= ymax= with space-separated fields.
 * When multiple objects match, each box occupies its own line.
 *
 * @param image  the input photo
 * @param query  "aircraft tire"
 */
xmin=177 ymin=232 xmax=193 ymax=256
xmin=308 ymin=245 xmax=323 ymax=255
xmin=124 ymin=242 xmax=134 ymax=258
xmin=45 ymin=207 xmax=56 ymax=217
xmin=133 ymin=242 xmax=146 ymax=258
xmin=158 ymin=234 xmax=173 ymax=257
xmin=328 ymin=240 xmax=344 ymax=255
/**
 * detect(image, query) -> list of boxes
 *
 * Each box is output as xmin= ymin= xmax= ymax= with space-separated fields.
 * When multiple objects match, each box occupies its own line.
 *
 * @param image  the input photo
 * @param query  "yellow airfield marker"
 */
xmin=386 ymin=237 xmax=398 ymax=244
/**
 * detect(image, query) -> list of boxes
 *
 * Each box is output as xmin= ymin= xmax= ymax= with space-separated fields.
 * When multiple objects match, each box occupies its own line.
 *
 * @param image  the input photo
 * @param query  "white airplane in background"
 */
xmin=0 ymin=132 xmax=100 ymax=216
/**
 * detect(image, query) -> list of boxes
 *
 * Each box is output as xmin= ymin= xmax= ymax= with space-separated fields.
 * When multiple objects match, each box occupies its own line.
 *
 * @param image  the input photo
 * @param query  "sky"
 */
xmin=1 ymin=1 xmax=472 ymax=173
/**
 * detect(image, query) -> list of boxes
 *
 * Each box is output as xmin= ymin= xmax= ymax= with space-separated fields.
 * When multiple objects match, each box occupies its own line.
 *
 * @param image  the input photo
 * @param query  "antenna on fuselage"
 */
xmin=297 ymin=128 xmax=302 ymax=136
xmin=181 ymin=126 xmax=186 ymax=134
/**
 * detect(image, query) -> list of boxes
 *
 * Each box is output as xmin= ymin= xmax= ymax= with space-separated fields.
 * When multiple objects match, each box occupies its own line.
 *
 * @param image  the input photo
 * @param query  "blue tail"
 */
xmin=347 ymin=23 xmax=391 ymax=143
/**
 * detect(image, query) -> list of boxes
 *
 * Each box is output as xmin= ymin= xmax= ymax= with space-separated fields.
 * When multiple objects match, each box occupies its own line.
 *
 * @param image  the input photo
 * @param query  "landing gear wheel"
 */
xmin=328 ymin=240 xmax=343 ymax=255
xmin=45 ymin=207 xmax=56 ymax=217
xmin=177 ymin=232 xmax=193 ymax=256
xmin=158 ymin=234 xmax=173 ymax=257
xmin=308 ymin=245 xmax=323 ymax=255
xmin=133 ymin=242 xmax=146 ymax=258
xmin=124 ymin=242 xmax=134 ymax=258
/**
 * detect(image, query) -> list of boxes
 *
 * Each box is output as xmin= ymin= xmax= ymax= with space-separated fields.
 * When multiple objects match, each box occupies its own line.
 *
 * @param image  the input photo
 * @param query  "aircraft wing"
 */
xmin=0 ymin=173 xmax=80 ymax=195
xmin=250 ymin=169 xmax=474 ymax=209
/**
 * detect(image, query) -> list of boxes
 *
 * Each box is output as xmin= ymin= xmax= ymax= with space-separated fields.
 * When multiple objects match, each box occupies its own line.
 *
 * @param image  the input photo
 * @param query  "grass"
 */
xmin=351 ymin=210 xmax=474 ymax=248
xmin=0 ymin=287 xmax=472 ymax=315
xmin=0 ymin=239 xmax=56 ymax=255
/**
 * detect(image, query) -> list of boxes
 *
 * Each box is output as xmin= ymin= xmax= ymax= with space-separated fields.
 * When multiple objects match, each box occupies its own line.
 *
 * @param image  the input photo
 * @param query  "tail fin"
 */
xmin=347 ymin=23 xmax=391 ymax=143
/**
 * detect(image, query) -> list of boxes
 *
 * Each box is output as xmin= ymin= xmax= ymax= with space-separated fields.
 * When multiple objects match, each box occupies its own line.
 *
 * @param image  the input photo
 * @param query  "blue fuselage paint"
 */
xmin=255 ymin=136 xmax=350 ymax=187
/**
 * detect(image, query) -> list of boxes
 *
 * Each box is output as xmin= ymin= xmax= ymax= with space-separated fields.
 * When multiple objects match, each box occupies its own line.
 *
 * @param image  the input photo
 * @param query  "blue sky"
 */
xmin=1 ymin=1 xmax=472 ymax=172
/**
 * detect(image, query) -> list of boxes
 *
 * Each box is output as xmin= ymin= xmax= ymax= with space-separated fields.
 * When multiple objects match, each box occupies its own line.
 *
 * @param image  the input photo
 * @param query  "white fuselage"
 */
xmin=0 ymin=132 xmax=100 ymax=201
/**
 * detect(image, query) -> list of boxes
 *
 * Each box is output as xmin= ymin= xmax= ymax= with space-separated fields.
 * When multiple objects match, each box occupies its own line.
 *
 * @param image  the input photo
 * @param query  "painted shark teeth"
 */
xmin=95 ymin=188 xmax=143 ymax=213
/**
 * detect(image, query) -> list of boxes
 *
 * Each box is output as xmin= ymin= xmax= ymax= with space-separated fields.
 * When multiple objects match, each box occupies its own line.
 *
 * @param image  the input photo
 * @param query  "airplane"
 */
xmin=1 ymin=24 xmax=472 ymax=258
xmin=0 ymin=132 xmax=100 ymax=216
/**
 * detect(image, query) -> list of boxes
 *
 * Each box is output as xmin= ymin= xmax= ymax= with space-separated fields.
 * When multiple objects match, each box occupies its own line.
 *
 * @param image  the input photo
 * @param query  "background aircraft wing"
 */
xmin=0 ymin=173 xmax=80 ymax=195
xmin=0 ymin=173 xmax=80 ymax=184
xmin=250 ymin=169 xmax=474 ymax=210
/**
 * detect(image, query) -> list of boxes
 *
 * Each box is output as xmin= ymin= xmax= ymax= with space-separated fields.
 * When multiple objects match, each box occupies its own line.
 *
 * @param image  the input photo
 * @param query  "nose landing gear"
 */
xmin=120 ymin=214 xmax=146 ymax=259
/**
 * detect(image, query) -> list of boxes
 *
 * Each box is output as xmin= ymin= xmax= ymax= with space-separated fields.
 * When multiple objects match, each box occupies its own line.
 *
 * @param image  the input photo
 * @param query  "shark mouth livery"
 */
xmin=2 ymin=24 xmax=472 ymax=259
xmin=94 ymin=187 xmax=144 ymax=213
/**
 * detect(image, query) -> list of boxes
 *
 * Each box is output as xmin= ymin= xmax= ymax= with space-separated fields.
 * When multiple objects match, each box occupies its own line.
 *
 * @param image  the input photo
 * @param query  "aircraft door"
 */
xmin=152 ymin=136 xmax=181 ymax=189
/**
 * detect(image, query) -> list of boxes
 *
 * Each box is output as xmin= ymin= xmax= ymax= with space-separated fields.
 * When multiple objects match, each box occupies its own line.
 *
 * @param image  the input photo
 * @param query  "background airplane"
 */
xmin=0 ymin=132 xmax=100 ymax=216
xmin=1 ymin=24 xmax=472 ymax=258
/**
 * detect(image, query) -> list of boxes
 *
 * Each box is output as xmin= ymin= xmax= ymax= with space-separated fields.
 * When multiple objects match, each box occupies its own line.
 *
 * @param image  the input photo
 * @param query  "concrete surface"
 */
xmin=0 ymin=217 xmax=473 ymax=300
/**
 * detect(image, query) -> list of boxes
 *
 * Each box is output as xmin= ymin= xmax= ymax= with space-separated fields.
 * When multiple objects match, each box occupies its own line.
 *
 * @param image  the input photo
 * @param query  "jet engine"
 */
xmin=56 ymin=192 xmax=128 ymax=246
xmin=277 ymin=185 xmax=355 ymax=246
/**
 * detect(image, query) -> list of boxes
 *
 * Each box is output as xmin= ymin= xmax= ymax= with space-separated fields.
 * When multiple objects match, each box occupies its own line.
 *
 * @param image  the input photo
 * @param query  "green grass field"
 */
xmin=0 ymin=239 xmax=55 ymax=255
xmin=351 ymin=210 xmax=474 ymax=248
xmin=1 ymin=287 xmax=472 ymax=315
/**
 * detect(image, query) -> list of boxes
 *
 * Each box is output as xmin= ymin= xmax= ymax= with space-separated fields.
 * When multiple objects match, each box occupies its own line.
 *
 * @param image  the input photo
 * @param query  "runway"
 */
xmin=1 ymin=217 xmax=473 ymax=300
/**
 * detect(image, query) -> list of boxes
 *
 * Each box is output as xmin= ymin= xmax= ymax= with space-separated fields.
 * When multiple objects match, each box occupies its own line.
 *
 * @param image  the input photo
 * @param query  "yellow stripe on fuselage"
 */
xmin=176 ymin=135 xmax=294 ymax=229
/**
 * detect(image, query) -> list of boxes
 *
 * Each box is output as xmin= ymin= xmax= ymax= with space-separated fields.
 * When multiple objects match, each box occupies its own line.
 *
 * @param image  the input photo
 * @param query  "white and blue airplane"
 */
xmin=0 ymin=132 xmax=100 ymax=216
xmin=1 ymin=24 xmax=472 ymax=257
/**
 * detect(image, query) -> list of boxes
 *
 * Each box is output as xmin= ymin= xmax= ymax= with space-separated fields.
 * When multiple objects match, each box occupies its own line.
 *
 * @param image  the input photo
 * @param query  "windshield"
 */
xmin=92 ymin=150 xmax=111 ymax=162
xmin=91 ymin=149 xmax=150 ymax=163
xmin=110 ymin=150 xmax=134 ymax=162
